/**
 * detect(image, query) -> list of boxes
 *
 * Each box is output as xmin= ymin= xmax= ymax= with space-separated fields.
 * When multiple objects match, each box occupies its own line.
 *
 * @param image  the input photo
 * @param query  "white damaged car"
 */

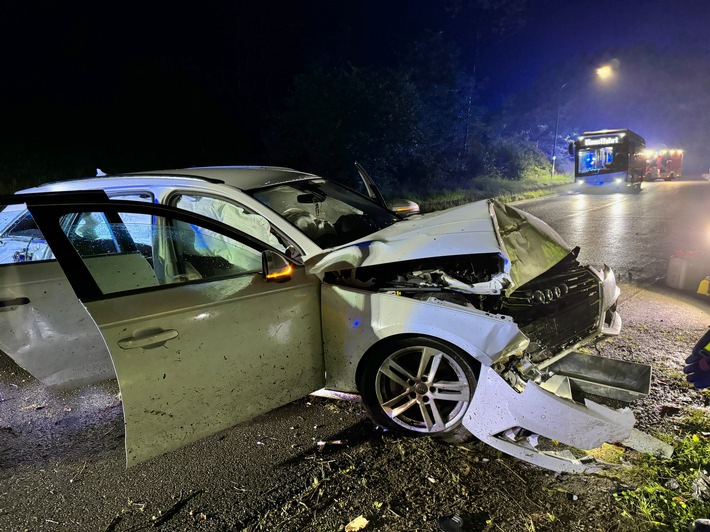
xmin=0 ymin=166 xmax=666 ymax=471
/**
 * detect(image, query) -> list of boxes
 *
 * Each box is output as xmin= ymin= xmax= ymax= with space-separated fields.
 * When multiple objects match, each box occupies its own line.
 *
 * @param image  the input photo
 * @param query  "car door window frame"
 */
xmin=0 ymin=192 xmax=156 ymax=265
xmin=13 ymin=190 xmax=298 ymax=302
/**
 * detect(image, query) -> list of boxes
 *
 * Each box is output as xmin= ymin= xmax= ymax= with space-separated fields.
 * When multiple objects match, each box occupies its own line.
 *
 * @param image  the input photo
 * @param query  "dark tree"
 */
xmin=264 ymin=64 xmax=426 ymax=194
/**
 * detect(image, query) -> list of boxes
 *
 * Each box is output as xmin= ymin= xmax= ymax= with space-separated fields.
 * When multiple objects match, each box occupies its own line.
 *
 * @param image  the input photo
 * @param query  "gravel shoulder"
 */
xmin=1 ymin=281 xmax=709 ymax=531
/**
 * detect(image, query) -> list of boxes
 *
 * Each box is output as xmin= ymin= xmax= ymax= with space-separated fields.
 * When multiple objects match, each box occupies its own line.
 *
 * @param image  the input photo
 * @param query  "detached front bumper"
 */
xmin=464 ymin=356 xmax=670 ymax=473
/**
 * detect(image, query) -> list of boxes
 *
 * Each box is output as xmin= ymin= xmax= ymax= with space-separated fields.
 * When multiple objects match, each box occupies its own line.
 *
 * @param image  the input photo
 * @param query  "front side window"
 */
xmin=109 ymin=194 xmax=153 ymax=246
xmin=173 ymin=194 xmax=291 ymax=253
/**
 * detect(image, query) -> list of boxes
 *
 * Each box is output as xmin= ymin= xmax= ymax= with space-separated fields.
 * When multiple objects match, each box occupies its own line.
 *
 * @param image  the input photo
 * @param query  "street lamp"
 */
xmin=550 ymin=82 xmax=568 ymax=178
xmin=596 ymin=65 xmax=613 ymax=80
xmin=550 ymin=64 xmax=615 ymax=178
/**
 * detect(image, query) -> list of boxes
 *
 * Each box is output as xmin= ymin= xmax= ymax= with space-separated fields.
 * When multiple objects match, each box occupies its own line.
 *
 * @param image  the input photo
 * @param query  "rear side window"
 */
xmin=0 ymin=206 xmax=52 ymax=263
xmin=4 ymin=211 xmax=43 ymax=239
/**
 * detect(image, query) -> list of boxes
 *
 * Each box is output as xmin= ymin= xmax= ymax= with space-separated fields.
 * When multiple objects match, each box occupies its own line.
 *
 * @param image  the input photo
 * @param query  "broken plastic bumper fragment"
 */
xmin=538 ymin=351 xmax=651 ymax=402
xmin=462 ymin=366 xmax=665 ymax=473
xmin=592 ymin=264 xmax=622 ymax=335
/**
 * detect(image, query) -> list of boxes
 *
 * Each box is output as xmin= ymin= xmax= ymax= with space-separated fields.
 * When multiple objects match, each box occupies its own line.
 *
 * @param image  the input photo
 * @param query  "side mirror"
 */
xmin=568 ymin=143 xmax=574 ymax=156
xmin=389 ymin=199 xmax=420 ymax=217
xmin=262 ymin=250 xmax=294 ymax=283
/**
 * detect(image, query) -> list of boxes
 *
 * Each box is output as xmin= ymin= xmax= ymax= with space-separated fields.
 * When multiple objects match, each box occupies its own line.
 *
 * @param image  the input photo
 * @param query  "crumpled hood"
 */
xmin=307 ymin=199 xmax=572 ymax=294
xmin=490 ymin=200 xmax=572 ymax=293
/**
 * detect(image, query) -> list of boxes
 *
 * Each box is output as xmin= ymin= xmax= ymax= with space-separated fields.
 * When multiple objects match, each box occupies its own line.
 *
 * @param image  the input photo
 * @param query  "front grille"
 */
xmin=501 ymin=264 xmax=601 ymax=355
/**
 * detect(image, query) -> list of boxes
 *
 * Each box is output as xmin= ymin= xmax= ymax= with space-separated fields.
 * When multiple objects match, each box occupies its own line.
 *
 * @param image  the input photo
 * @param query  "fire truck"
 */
xmin=645 ymin=149 xmax=684 ymax=181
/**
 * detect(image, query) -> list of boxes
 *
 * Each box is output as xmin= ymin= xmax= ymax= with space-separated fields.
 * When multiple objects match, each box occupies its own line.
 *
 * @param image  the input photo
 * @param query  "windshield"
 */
xmin=249 ymin=179 xmax=399 ymax=248
xmin=577 ymin=145 xmax=629 ymax=176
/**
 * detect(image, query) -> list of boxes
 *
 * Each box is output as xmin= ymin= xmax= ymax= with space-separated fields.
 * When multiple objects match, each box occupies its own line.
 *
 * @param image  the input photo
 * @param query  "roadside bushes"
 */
xmin=264 ymin=57 xmax=557 ymax=201
xmin=483 ymin=136 xmax=551 ymax=182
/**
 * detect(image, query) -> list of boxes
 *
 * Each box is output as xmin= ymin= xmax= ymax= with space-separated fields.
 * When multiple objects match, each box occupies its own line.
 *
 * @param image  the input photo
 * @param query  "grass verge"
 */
xmin=405 ymin=173 xmax=574 ymax=213
xmin=612 ymin=407 xmax=710 ymax=530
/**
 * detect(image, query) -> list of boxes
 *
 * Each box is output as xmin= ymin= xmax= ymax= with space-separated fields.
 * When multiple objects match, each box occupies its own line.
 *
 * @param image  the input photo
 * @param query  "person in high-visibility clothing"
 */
xmin=686 ymin=329 xmax=710 ymax=532
xmin=685 ymin=328 xmax=710 ymax=389
xmin=698 ymin=276 xmax=710 ymax=297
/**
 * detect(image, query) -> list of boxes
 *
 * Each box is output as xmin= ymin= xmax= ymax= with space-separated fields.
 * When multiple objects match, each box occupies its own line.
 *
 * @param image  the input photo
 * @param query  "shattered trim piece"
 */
xmin=462 ymin=366 xmax=669 ymax=473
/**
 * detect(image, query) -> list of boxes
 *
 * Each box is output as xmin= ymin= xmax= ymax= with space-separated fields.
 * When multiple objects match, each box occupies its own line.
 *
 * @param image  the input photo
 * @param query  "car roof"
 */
xmin=122 ymin=166 xmax=320 ymax=190
xmin=20 ymin=166 xmax=321 ymax=194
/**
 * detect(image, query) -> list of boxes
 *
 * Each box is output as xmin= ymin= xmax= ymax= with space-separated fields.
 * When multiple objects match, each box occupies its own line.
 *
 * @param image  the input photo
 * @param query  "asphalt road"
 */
xmin=518 ymin=178 xmax=710 ymax=287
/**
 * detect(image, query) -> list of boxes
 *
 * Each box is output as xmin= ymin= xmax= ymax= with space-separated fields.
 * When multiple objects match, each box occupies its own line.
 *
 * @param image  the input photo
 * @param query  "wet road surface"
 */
xmin=519 ymin=178 xmax=710 ymax=286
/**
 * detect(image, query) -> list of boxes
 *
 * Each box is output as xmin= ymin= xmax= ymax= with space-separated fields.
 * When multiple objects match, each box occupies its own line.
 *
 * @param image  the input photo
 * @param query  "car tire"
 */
xmin=358 ymin=337 xmax=477 ymax=439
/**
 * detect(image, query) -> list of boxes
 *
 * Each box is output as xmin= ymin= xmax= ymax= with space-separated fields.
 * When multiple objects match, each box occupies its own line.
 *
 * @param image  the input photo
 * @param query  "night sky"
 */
xmin=480 ymin=0 xmax=710 ymax=98
xmin=2 ymin=0 xmax=710 ymax=177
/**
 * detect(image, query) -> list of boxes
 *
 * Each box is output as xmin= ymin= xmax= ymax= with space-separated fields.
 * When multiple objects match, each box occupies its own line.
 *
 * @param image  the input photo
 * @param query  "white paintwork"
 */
xmin=310 ymin=199 xmax=574 ymax=296
xmin=16 ymin=174 xmax=575 ymax=294
xmin=320 ymin=283 xmax=644 ymax=473
xmin=84 ymin=268 xmax=324 ymax=466
xmin=321 ymin=284 xmax=522 ymax=392
xmin=0 ymin=178 xmax=320 ymax=387
xmin=309 ymin=201 xmax=503 ymax=274
xmin=0 ymin=261 xmax=112 ymax=387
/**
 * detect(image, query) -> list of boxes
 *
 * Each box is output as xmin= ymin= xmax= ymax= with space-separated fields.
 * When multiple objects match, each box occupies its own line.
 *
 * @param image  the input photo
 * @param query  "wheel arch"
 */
xmin=354 ymin=333 xmax=482 ymax=392
xmin=321 ymin=284 xmax=520 ymax=393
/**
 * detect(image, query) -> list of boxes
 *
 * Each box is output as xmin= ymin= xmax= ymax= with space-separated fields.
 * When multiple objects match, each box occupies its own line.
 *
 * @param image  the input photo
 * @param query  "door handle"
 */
xmin=117 ymin=329 xmax=179 ymax=349
xmin=0 ymin=297 xmax=30 ymax=308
